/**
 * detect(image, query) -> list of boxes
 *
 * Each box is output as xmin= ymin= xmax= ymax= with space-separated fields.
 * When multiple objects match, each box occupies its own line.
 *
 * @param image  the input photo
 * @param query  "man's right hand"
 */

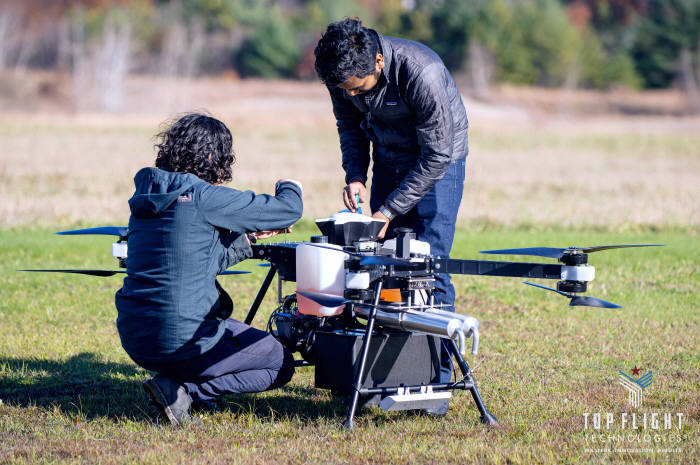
xmin=343 ymin=182 xmax=367 ymax=212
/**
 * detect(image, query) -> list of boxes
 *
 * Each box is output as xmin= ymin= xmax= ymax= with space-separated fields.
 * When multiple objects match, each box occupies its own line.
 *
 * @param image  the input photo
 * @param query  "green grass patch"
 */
xmin=0 ymin=224 xmax=697 ymax=464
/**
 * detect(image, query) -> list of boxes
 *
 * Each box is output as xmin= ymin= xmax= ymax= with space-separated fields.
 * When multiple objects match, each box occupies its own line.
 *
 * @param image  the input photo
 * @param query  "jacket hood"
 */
xmin=128 ymin=167 xmax=201 ymax=218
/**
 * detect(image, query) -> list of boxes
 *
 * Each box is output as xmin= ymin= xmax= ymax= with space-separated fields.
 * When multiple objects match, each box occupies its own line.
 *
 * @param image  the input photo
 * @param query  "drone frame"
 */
xmin=22 ymin=226 xmax=661 ymax=429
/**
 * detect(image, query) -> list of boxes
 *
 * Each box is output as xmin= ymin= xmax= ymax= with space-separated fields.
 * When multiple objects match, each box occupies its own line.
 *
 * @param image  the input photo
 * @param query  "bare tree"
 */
xmin=13 ymin=27 xmax=36 ymax=75
xmin=468 ymin=39 xmax=493 ymax=100
xmin=56 ymin=18 xmax=72 ymax=73
xmin=158 ymin=6 xmax=205 ymax=110
xmin=94 ymin=17 xmax=131 ymax=112
xmin=70 ymin=10 xmax=89 ymax=110
xmin=159 ymin=11 xmax=205 ymax=78
xmin=0 ymin=5 xmax=22 ymax=70
xmin=679 ymin=48 xmax=700 ymax=115
xmin=559 ymin=58 xmax=581 ymax=115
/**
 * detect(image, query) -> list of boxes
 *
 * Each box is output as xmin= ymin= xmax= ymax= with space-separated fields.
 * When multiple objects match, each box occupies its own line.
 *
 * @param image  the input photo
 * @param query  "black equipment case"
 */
xmin=313 ymin=330 xmax=441 ymax=395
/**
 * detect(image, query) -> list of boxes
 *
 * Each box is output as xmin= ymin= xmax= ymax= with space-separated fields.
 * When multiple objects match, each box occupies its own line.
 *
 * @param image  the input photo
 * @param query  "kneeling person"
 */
xmin=115 ymin=113 xmax=303 ymax=425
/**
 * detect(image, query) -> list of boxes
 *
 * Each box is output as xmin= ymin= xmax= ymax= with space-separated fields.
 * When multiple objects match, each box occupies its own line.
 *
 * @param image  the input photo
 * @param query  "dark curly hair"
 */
xmin=154 ymin=113 xmax=235 ymax=184
xmin=314 ymin=18 xmax=379 ymax=87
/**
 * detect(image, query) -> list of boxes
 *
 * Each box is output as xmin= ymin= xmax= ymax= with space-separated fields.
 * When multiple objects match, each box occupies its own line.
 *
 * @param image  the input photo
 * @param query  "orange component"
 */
xmin=380 ymin=288 xmax=402 ymax=303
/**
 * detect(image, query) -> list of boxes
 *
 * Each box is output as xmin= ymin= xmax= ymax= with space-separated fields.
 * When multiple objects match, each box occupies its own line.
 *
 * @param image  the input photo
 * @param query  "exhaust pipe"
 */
xmin=425 ymin=308 xmax=480 ymax=355
xmin=354 ymin=305 xmax=467 ymax=354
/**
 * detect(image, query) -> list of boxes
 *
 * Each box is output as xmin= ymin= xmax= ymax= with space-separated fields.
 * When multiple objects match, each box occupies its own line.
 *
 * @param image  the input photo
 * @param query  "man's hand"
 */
xmin=372 ymin=210 xmax=390 ymax=240
xmin=343 ymin=182 xmax=367 ymax=212
xmin=252 ymin=227 xmax=292 ymax=240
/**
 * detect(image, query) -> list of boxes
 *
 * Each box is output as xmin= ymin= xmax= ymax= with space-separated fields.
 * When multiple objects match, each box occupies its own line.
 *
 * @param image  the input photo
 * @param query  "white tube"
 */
xmin=425 ymin=308 xmax=480 ymax=355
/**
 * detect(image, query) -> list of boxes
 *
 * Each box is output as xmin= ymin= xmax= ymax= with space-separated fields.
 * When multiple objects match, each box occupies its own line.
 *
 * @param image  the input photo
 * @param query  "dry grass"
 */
xmin=1 ymin=74 xmax=698 ymax=230
xmin=0 ymin=227 xmax=696 ymax=464
xmin=0 ymin=76 xmax=698 ymax=463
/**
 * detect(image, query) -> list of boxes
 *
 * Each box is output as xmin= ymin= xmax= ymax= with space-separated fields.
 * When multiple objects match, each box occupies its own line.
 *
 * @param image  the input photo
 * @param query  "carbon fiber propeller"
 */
xmin=56 ymin=226 xmax=129 ymax=238
xmin=296 ymin=290 xmax=350 ymax=307
xmin=306 ymin=243 xmax=412 ymax=267
xmin=480 ymin=244 xmax=664 ymax=260
xmin=20 ymin=269 xmax=126 ymax=277
xmin=20 ymin=269 xmax=250 ymax=276
xmin=523 ymin=281 xmax=621 ymax=308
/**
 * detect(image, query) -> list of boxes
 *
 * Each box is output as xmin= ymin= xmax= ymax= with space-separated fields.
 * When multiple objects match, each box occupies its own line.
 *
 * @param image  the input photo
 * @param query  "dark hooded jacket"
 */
xmin=115 ymin=167 xmax=303 ymax=363
xmin=328 ymin=31 xmax=468 ymax=216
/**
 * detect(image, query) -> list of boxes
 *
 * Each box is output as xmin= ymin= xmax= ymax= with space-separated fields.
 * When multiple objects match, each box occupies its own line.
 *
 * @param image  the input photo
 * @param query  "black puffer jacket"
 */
xmin=328 ymin=30 xmax=468 ymax=216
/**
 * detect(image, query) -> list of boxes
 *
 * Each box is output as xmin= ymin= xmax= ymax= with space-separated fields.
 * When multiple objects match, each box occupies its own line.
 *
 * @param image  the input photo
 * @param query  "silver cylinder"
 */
xmin=425 ymin=308 xmax=480 ymax=355
xmin=354 ymin=305 xmax=463 ymax=340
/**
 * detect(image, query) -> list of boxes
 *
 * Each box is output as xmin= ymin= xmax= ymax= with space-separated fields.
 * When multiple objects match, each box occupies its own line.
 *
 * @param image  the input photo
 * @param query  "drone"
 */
xmin=22 ymin=213 xmax=662 ymax=429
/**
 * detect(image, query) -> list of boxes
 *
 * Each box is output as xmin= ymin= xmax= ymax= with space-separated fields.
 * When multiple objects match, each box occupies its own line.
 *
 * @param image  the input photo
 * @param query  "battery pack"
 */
xmin=313 ymin=330 xmax=441 ymax=395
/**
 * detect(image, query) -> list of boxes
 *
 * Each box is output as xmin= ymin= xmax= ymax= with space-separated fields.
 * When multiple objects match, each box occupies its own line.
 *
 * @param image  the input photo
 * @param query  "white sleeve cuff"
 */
xmin=276 ymin=179 xmax=303 ymax=194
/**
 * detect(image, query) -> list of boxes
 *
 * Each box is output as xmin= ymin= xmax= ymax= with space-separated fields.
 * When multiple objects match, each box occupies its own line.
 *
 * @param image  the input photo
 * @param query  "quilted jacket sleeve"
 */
xmin=383 ymin=63 xmax=454 ymax=215
xmin=329 ymin=86 xmax=371 ymax=185
xmin=197 ymin=181 xmax=303 ymax=234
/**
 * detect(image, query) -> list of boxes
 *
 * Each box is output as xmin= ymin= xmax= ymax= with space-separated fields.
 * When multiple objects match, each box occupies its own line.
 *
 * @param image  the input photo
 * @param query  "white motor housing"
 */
xmin=381 ymin=238 xmax=431 ymax=256
xmin=561 ymin=265 xmax=595 ymax=282
xmin=112 ymin=242 xmax=128 ymax=259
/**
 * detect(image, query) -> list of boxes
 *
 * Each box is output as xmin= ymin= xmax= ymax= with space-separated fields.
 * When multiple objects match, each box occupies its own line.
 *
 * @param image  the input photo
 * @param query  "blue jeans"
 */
xmin=370 ymin=158 xmax=466 ymax=382
xmin=132 ymin=319 xmax=295 ymax=403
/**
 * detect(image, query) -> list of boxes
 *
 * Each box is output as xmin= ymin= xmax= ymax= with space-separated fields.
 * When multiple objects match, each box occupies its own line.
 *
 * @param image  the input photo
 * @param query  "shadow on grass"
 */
xmin=219 ymin=385 xmax=347 ymax=421
xmin=0 ymin=352 xmax=151 ymax=420
xmin=0 ymin=353 xmax=348 ymax=422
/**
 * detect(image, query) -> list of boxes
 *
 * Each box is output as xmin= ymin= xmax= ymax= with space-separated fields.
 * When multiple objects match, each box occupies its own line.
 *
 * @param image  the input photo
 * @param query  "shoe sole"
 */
xmin=143 ymin=380 xmax=182 ymax=426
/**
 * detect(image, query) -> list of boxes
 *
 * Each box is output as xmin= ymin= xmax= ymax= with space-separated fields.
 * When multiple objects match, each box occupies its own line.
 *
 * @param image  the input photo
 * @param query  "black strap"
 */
xmin=214 ymin=279 xmax=234 ymax=320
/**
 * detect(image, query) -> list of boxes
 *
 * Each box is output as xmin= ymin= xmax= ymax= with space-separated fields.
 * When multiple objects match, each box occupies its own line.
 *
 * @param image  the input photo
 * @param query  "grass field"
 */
xmin=0 ymin=78 xmax=698 ymax=463
xmin=0 ymin=225 xmax=697 ymax=464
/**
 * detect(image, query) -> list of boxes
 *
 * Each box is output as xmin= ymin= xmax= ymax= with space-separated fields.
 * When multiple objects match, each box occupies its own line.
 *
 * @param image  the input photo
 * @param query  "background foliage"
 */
xmin=1 ymin=0 xmax=698 ymax=91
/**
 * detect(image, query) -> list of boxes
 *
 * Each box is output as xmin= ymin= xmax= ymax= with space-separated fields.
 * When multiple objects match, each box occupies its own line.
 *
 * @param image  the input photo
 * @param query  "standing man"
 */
xmin=314 ymin=18 xmax=468 ymax=413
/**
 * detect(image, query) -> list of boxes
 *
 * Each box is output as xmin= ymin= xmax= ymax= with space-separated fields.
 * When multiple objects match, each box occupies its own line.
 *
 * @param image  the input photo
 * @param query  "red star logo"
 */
xmin=631 ymin=366 xmax=641 ymax=376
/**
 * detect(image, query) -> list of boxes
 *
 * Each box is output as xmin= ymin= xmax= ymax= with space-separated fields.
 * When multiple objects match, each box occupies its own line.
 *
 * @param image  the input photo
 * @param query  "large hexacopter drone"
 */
xmin=22 ymin=214 xmax=662 ymax=429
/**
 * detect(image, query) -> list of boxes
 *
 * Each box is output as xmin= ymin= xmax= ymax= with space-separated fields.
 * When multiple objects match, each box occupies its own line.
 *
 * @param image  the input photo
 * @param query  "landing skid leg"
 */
xmin=342 ymin=281 xmax=383 ymax=430
xmin=448 ymin=339 xmax=498 ymax=426
xmin=244 ymin=266 xmax=277 ymax=325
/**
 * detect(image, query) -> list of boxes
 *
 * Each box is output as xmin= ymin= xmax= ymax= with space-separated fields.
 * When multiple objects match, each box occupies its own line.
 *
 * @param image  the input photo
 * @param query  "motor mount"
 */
xmin=557 ymin=280 xmax=587 ymax=293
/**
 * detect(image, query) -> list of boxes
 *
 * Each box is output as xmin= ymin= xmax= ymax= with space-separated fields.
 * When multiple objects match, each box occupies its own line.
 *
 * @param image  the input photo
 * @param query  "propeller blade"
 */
xmin=296 ymin=290 xmax=349 ymax=307
xmin=523 ymin=281 xmax=570 ymax=297
xmin=56 ymin=226 xmax=128 ymax=237
xmin=523 ymin=282 xmax=621 ymax=308
xmin=569 ymin=295 xmax=622 ymax=309
xmin=306 ymin=243 xmax=411 ymax=267
xmin=19 ymin=269 xmax=125 ymax=277
xmin=480 ymin=247 xmax=566 ymax=259
xmin=22 ymin=269 xmax=250 ymax=277
xmin=577 ymin=244 xmax=664 ymax=254
xmin=358 ymin=255 xmax=413 ymax=267
xmin=482 ymin=244 xmax=664 ymax=259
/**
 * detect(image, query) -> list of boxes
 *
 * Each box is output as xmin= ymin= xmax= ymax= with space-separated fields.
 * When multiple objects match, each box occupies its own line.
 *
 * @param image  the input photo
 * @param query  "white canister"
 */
xmin=296 ymin=243 xmax=348 ymax=316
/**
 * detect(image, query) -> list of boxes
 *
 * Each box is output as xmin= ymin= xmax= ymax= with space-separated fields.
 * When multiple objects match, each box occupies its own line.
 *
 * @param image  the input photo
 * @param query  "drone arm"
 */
xmin=250 ymin=243 xmax=298 ymax=281
xmin=434 ymin=259 xmax=563 ymax=280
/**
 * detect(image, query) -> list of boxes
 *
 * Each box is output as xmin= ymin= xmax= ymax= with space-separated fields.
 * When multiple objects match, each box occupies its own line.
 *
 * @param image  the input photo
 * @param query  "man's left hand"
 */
xmin=372 ymin=211 xmax=390 ymax=239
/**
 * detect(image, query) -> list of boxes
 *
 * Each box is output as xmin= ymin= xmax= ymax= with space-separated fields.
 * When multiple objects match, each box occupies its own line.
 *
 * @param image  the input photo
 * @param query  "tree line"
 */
xmin=1 ymin=0 xmax=697 ymax=101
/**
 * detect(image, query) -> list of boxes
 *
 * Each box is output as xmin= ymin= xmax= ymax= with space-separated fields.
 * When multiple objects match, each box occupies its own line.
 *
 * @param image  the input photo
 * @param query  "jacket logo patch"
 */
xmin=386 ymin=101 xmax=398 ymax=106
xmin=177 ymin=193 xmax=193 ymax=203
